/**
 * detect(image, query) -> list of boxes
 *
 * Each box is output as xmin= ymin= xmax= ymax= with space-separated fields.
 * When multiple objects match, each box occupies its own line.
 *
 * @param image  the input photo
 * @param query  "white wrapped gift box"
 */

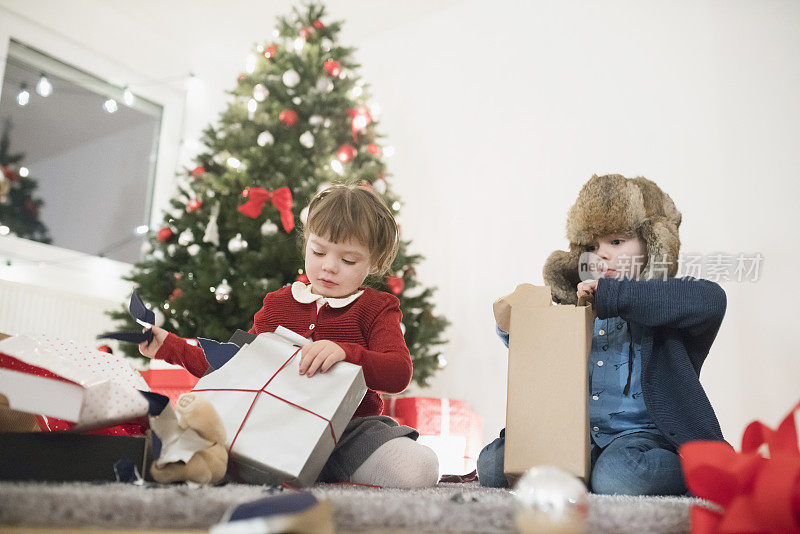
xmin=0 ymin=334 xmax=150 ymax=430
xmin=191 ymin=328 xmax=367 ymax=486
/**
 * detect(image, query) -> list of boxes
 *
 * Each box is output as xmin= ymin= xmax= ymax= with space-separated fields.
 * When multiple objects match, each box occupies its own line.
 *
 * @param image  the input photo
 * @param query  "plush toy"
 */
xmin=150 ymin=393 xmax=228 ymax=486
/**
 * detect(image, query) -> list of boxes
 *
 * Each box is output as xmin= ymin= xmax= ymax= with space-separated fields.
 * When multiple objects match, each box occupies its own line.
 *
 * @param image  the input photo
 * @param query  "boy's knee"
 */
xmin=591 ymin=445 xmax=686 ymax=496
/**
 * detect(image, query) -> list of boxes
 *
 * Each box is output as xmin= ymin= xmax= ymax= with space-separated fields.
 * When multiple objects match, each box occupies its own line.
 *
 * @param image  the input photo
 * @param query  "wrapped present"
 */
xmin=140 ymin=368 xmax=200 ymax=407
xmin=383 ymin=396 xmax=483 ymax=475
xmin=680 ymin=398 xmax=800 ymax=534
xmin=494 ymin=284 xmax=593 ymax=483
xmin=0 ymin=334 xmax=151 ymax=431
xmin=191 ymin=327 xmax=367 ymax=486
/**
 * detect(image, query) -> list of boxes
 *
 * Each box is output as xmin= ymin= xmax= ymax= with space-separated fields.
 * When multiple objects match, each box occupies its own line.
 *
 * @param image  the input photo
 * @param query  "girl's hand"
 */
xmin=299 ymin=340 xmax=346 ymax=377
xmin=138 ymin=325 xmax=169 ymax=359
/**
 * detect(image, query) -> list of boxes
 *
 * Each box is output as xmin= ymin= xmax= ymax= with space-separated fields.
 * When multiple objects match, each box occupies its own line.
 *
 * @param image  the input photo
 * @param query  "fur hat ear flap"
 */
xmin=542 ymin=248 xmax=583 ymax=305
xmin=638 ymin=218 xmax=681 ymax=280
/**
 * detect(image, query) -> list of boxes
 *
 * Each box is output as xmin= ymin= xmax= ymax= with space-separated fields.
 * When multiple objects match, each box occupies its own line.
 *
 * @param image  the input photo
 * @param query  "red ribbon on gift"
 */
xmin=238 ymin=186 xmax=294 ymax=232
xmin=680 ymin=399 xmax=800 ymax=533
xmin=193 ymin=347 xmax=338 ymax=455
xmin=347 ymin=107 xmax=372 ymax=142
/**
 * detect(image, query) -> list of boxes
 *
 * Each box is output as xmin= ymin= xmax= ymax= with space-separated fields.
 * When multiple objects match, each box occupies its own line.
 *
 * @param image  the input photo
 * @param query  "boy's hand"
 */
xmin=299 ymin=340 xmax=346 ymax=377
xmin=138 ymin=325 xmax=169 ymax=359
xmin=577 ymin=280 xmax=599 ymax=319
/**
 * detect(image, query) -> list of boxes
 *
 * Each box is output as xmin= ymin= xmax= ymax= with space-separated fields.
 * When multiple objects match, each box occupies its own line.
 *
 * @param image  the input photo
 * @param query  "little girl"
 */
xmin=140 ymin=184 xmax=439 ymax=488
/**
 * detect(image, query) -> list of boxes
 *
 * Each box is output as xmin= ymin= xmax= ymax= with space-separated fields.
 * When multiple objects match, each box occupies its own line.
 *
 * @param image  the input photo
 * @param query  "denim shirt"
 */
xmin=495 ymin=318 xmax=661 ymax=448
xmin=589 ymin=316 xmax=660 ymax=447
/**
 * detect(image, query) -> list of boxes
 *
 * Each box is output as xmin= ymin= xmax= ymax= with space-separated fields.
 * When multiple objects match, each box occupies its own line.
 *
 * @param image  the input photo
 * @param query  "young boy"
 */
xmin=479 ymin=174 xmax=727 ymax=495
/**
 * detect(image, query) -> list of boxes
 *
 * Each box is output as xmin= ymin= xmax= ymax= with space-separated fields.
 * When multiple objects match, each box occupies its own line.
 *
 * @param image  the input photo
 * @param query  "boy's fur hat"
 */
xmin=543 ymin=174 xmax=682 ymax=304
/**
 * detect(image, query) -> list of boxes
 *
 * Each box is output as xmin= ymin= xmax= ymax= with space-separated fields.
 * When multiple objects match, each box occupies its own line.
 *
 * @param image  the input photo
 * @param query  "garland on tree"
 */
xmin=110 ymin=2 xmax=449 ymax=387
xmin=0 ymin=119 xmax=51 ymax=243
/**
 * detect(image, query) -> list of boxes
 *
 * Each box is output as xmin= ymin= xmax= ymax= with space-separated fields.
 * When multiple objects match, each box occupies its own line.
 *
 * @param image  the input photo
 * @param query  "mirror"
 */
xmin=0 ymin=40 xmax=162 ymax=263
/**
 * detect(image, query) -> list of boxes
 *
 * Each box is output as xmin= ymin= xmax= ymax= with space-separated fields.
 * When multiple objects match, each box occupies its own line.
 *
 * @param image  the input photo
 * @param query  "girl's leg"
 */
xmin=590 ymin=432 xmax=687 ymax=496
xmin=350 ymin=437 xmax=439 ymax=488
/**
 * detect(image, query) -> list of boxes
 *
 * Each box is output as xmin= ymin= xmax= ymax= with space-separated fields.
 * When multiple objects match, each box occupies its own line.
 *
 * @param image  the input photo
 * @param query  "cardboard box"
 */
xmin=496 ymin=284 xmax=593 ymax=483
xmin=0 ymin=432 xmax=150 ymax=482
xmin=191 ymin=329 xmax=367 ymax=486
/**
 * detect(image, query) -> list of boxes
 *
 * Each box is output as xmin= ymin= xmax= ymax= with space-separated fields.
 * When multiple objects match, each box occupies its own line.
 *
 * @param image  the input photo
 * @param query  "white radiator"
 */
xmin=0 ymin=279 xmax=125 ymax=346
xmin=0 ymin=235 xmax=133 ymax=348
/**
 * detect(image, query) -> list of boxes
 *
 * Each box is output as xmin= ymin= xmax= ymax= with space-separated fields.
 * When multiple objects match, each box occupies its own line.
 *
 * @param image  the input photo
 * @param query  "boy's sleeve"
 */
xmin=338 ymin=298 xmax=413 ymax=394
xmin=496 ymin=325 xmax=510 ymax=348
xmin=595 ymin=276 xmax=726 ymax=354
xmin=155 ymin=333 xmax=209 ymax=378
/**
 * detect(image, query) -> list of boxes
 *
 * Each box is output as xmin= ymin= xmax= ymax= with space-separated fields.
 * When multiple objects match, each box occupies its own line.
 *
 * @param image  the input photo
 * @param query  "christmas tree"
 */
xmin=0 ymin=119 xmax=51 ymax=243
xmin=110 ymin=2 xmax=449 ymax=387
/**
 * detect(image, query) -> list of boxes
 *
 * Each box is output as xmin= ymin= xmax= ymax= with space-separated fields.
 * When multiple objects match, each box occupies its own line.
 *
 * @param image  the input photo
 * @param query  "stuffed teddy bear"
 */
xmin=150 ymin=393 xmax=228 ymax=486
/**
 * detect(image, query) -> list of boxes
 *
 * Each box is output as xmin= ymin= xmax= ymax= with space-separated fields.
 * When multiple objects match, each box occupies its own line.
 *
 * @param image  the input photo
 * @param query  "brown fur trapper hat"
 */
xmin=543 ymin=174 xmax=682 ymax=304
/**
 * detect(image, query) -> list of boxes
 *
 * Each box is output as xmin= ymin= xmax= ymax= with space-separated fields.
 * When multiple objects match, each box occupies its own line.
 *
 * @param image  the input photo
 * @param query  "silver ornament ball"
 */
xmin=215 ymin=279 xmax=232 ymax=303
xmin=513 ymin=466 xmax=589 ymax=534
xmin=228 ymin=233 xmax=248 ymax=253
xmin=282 ymin=69 xmax=300 ymax=88
xmin=260 ymin=220 xmax=279 ymax=236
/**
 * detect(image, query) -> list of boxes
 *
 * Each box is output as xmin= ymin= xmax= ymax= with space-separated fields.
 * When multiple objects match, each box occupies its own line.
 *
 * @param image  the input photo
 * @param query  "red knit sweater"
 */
xmin=155 ymin=285 xmax=412 ymax=418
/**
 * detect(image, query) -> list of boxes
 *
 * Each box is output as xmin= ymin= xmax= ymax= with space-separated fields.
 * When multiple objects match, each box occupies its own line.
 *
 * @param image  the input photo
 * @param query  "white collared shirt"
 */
xmin=290 ymin=282 xmax=364 ymax=311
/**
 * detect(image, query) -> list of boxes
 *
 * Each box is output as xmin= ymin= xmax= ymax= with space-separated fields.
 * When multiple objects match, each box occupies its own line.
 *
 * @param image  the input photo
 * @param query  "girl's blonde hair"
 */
xmin=303 ymin=184 xmax=399 ymax=275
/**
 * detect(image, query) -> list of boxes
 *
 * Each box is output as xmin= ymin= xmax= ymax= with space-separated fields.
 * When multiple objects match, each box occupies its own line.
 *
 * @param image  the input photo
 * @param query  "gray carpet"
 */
xmin=0 ymin=481 xmax=706 ymax=532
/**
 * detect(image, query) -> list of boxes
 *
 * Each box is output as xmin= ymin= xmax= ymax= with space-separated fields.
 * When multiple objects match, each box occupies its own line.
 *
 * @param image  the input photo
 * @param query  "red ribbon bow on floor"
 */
xmin=238 ymin=186 xmax=294 ymax=232
xmin=680 ymin=398 xmax=800 ymax=533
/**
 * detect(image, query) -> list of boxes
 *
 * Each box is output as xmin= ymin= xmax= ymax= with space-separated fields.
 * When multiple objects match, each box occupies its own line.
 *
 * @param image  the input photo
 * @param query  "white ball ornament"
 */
xmin=215 ymin=279 xmax=232 ymax=303
xmin=316 ymin=78 xmax=333 ymax=93
xmin=373 ymin=178 xmax=387 ymax=195
xmin=167 ymin=244 xmax=177 ymax=256
xmin=253 ymin=84 xmax=269 ymax=102
xmin=260 ymin=220 xmax=279 ymax=236
xmin=513 ymin=466 xmax=589 ymax=534
xmin=299 ymin=131 xmax=315 ymax=148
xmin=308 ymin=115 xmax=323 ymax=126
xmin=228 ymin=233 xmax=248 ymax=253
xmin=282 ymin=69 xmax=300 ymax=88
xmin=257 ymin=131 xmax=275 ymax=147
xmin=292 ymin=96 xmax=301 ymax=105
xmin=187 ymin=244 xmax=201 ymax=256
xmin=178 ymin=229 xmax=194 ymax=246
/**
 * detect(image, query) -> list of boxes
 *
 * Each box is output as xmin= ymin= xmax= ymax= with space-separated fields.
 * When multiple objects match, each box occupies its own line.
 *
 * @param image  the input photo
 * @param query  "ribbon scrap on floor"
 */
xmin=680 ymin=398 xmax=800 ymax=533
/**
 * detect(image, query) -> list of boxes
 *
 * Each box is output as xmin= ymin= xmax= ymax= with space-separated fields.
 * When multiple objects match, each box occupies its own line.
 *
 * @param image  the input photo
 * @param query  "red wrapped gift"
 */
xmin=680 ymin=398 xmax=800 ymax=533
xmin=383 ymin=396 xmax=483 ymax=475
xmin=139 ymin=368 xmax=199 ymax=407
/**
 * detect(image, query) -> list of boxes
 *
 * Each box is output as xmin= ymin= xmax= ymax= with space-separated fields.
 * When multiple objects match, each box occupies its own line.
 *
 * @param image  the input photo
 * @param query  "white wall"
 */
xmin=357 ymin=0 xmax=800 ymax=442
xmin=1 ymin=0 xmax=798 ymax=446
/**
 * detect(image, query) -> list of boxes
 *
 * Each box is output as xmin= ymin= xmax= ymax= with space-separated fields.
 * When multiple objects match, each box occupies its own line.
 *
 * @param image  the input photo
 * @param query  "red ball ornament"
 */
xmin=324 ymin=59 xmax=341 ymax=77
xmin=296 ymin=273 xmax=309 ymax=284
xmin=337 ymin=144 xmax=357 ymax=163
xmin=169 ymin=288 xmax=183 ymax=301
xmin=301 ymin=26 xmax=314 ymax=39
xmin=264 ymin=45 xmax=277 ymax=59
xmin=186 ymin=199 xmax=202 ymax=213
xmin=157 ymin=227 xmax=174 ymax=242
xmin=367 ymin=144 xmax=381 ymax=155
xmin=279 ymin=110 xmax=298 ymax=127
xmin=313 ymin=20 xmax=324 ymax=29
xmin=387 ymin=276 xmax=404 ymax=295
xmin=190 ymin=165 xmax=205 ymax=178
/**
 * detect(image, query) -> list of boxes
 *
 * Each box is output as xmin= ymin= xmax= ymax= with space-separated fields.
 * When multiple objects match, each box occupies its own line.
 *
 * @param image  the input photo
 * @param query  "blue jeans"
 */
xmin=477 ymin=429 xmax=687 ymax=495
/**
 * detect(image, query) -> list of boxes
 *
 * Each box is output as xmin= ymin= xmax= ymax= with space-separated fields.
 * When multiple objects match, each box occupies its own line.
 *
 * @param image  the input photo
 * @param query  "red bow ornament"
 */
xmin=347 ymin=106 xmax=372 ymax=142
xmin=238 ymin=186 xmax=294 ymax=233
xmin=680 ymin=398 xmax=800 ymax=534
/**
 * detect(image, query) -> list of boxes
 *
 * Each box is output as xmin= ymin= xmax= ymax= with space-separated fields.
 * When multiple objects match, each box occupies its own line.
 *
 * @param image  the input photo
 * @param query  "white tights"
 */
xmin=349 ymin=437 xmax=439 ymax=488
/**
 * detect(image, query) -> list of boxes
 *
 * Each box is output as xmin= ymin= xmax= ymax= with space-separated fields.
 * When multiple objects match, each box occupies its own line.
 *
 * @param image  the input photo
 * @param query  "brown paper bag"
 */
xmin=495 ymin=284 xmax=593 ymax=483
